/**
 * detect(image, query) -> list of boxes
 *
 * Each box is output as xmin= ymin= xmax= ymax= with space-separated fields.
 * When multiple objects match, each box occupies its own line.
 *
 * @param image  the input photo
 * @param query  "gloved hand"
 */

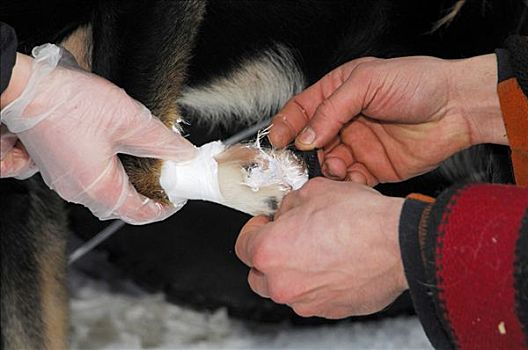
xmin=1 ymin=44 xmax=197 ymax=224
xmin=0 ymin=124 xmax=38 ymax=179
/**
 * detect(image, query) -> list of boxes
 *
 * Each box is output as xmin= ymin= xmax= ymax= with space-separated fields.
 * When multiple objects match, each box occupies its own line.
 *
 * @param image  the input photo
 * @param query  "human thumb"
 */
xmin=295 ymin=77 xmax=365 ymax=150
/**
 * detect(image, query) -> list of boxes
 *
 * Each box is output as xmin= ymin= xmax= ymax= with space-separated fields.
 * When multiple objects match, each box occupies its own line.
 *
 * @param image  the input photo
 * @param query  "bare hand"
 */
xmin=235 ymin=178 xmax=407 ymax=319
xmin=269 ymin=55 xmax=505 ymax=186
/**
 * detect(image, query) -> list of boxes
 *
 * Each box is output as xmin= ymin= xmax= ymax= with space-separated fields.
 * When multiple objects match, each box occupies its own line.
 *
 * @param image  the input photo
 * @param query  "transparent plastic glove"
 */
xmin=0 ymin=124 xmax=38 ymax=179
xmin=0 ymin=44 xmax=197 ymax=224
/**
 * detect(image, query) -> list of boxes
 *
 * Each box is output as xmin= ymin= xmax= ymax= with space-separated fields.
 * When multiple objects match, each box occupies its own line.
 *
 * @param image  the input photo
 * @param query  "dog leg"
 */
xmin=216 ymin=143 xmax=309 ymax=215
xmin=65 ymin=1 xmax=309 ymax=215
xmin=1 ymin=178 xmax=69 ymax=350
xmin=60 ymin=1 xmax=208 ymax=205
xmin=89 ymin=0 xmax=206 ymax=205
xmin=160 ymin=140 xmax=309 ymax=216
xmin=60 ymin=24 xmax=93 ymax=71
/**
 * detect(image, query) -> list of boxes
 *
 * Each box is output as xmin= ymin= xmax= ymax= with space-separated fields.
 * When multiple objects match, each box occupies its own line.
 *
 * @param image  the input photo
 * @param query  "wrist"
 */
xmin=1 ymin=53 xmax=32 ymax=109
xmin=382 ymin=196 xmax=408 ymax=291
xmin=449 ymin=54 xmax=507 ymax=146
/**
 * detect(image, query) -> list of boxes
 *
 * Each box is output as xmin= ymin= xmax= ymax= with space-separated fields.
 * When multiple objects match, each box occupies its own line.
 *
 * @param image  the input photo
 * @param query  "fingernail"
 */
xmin=147 ymin=200 xmax=164 ymax=215
xmin=298 ymin=127 xmax=315 ymax=145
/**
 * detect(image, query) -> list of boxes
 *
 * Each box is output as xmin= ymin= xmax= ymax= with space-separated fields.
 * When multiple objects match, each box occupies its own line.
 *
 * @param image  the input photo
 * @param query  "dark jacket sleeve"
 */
xmin=0 ymin=22 xmax=18 ymax=94
xmin=400 ymin=184 xmax=528 ymax=350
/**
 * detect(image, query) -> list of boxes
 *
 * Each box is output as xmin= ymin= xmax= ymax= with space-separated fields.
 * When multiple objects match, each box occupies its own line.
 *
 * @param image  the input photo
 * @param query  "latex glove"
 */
xmin=235 ymin=177 xmax=406 ymax=319
xmin=1 ymin=44 xmax=197 ymax=224
xmin=269 ymin=55 xmax=505 ymax=186
xmin=0 ymin=124 xmax=38 ymax=179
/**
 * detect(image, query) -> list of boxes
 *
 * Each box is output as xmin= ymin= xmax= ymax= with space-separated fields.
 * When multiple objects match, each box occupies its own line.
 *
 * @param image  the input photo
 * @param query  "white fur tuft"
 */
xmin=431 ymin=0 xmax=467 ymax=32
xmin=178 ymin=44 xmax=305 ymax=128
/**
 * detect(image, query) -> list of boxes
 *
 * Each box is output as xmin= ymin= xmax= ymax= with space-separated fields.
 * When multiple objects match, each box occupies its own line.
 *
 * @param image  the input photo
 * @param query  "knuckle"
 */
xmin=251 ymin=240 xmax=274 ymax=272
xmin=327 ymin=69 xmax=344 ymax=87
xmin=352 ymin=59 xmax=380 ymax=84
xmin=356 ymin=56 xmax=377 ymax=65
xmin=292 ymin=304 xmax=316 ymax=318
xmin=318 ymin=99 xmax=338 ymax=121
xmin=309 ymin=177 xmax=326 ymax=187
xmin=247 ymin=270 xmax=261 ymax=291
xmin=314 ymin=100 xmax=344 ymax=134
xmin=354 ymin=61 xmax=373 ymax=78
xmin=291 ymin=98 xmax=309 ymax=121
xmin=280 ymin=191 xmax=295 ymax=207
xmin=268 ymin=284 xmax=293 ymax=304
xmin=300 ymin=177 xmax=326 ymax=195
xmin=297 ymin=185 xmax=310 ymax=199
xmin=234 ymin=239 xmax=244 ymax=260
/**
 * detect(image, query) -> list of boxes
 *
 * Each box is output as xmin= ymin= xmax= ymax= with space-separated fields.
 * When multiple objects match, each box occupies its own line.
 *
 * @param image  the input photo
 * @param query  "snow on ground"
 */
xmin=69 ymin=271 xmax=433 ymax=350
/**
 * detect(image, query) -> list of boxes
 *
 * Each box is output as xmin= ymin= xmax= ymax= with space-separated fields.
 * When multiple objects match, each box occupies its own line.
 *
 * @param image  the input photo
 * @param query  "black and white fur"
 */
xmin=1 ymin=0 xmax=523 ymax=347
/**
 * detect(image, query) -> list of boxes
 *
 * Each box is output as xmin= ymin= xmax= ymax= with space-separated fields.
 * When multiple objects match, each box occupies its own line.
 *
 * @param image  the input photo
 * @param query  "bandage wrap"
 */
xmin=160 ymin=141 xmax=226 ymax=207
xmin=159 ymin=140 xmax=310 ymax=215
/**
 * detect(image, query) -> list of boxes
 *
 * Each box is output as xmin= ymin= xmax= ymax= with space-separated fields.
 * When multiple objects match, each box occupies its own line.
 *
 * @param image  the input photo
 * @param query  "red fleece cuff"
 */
xmin=434 ymin=184 xmax=528 ymax=349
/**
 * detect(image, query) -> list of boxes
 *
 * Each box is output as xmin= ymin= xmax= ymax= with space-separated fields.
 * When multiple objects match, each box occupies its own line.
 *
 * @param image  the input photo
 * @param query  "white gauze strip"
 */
xmin=243 ymin=141 xmax=308 ymax=192
xmin=159 ymin=141 xmax=226 ymax=206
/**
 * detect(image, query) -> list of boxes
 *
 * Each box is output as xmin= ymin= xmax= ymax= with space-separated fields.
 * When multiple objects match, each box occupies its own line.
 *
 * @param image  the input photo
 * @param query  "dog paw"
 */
xmin=216 ymin=143 xmax=308 ymax=216
xmin=159 ymin=141 xmax=308 ymax=216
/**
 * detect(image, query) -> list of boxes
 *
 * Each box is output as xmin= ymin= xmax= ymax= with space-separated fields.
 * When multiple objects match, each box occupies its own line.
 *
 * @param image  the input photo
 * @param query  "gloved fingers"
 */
xmin=109 ymin=163 xmax=184 ymax=225
xmin=14 ymin=162 xmax=39 ymax=180
xmin=13 ymin=139 xmax=39 ymax=179
xmin=116 ymin=105 xmax=197 ymax=162
xmin=0 ymin=142 xmax=38 ymax=179
xmin=113 ymin=186 xmax=181 ymax=225
xmin=0 ymin=125 xmax=17 ymax=159
xmin=72 ymin=156 xmax=183 ymax=225
xmin=0 ymin=124 xmax=37 ymax=178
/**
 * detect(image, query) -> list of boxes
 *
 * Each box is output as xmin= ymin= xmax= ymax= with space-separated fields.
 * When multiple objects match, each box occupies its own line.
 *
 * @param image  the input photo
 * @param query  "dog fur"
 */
xmin=1 ymin=0 xmax=524 ymax=347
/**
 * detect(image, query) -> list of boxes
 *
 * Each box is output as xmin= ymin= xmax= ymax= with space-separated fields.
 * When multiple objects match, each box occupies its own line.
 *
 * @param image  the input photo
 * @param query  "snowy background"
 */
xmin=69 ymin=268 xmax=433 ymax=350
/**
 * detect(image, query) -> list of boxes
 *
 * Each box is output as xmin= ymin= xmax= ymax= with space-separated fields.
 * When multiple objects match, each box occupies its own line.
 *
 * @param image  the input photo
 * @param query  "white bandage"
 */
xmin=160 ymin=141 xmax=226 ymax=206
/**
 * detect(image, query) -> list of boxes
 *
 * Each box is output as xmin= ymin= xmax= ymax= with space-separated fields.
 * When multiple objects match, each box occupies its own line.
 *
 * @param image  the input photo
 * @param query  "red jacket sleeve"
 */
xmin=398 ymin=35 xmax=528 ymax=350
xmin=400 ymin=184 xmax=528 ymax=350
